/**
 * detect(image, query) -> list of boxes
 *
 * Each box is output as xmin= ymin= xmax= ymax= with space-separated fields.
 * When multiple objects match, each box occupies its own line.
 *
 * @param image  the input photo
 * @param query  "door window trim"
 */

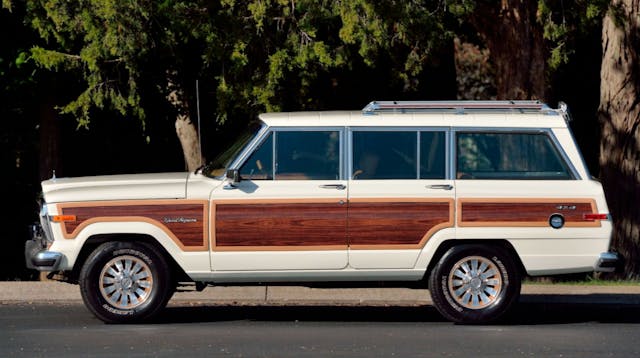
xmin=348 ymin=127 xmax=451 ymax=180
xmin=234 ymin=126 xmax=346 ymax=180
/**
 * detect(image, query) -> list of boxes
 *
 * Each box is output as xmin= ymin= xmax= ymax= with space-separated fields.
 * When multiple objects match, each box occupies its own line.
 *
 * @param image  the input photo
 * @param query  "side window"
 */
xmin=420 ymin=131 xmax=446 ymax=179
xmin=239 ymin=132 xmax=273 ymax=180
xmin=275 ymin=131 xmax=340 ymax=180
xmin=456 ymin=132 xmax=573 ymax=179
xmin=240 ymin=131 xmax=341 ymax=180
xmin=352 ymin=131 xmax=417 ymax=179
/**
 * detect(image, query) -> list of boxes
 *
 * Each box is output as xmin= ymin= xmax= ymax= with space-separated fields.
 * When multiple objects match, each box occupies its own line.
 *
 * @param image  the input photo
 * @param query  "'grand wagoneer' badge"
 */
xmin=162 ymin=217 xmax=197 ymax=224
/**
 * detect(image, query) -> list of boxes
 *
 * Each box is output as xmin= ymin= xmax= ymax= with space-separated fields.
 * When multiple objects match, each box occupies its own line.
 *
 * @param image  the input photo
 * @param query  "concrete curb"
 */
xmin=1 ymin=282 xmax=640 ymax=305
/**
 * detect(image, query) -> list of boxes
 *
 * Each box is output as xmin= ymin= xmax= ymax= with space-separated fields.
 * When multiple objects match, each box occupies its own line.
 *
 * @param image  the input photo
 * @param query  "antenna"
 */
xmin=196 ymin=79 xmax=202 ymax=159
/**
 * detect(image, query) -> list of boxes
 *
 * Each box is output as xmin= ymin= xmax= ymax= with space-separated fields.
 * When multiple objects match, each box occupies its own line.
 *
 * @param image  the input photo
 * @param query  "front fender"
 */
xmin=48 ymin=221 xmax=211 ymax=274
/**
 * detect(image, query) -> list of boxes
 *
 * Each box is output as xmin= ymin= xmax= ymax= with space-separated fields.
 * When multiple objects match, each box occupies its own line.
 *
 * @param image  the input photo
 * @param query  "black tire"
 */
xmin=428 ymin=244 xmax=521 ymax=324
xmin=79 ymin=241 xmax=173 ymax=323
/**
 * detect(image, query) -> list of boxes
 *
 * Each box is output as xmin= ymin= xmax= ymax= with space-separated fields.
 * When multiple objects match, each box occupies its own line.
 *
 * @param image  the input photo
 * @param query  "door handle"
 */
xmin=319 ymin=184 xmax=346 ymax=190
xmin=427 ymin=184 xmax=454 ymax=190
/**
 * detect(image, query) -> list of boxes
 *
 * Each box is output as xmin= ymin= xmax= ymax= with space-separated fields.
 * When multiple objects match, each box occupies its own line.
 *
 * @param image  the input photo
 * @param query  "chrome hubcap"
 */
xmin=99 ymin=255 xmax=153 ymax=309
xmin=448 ymin=256 xmax=502 ymax=310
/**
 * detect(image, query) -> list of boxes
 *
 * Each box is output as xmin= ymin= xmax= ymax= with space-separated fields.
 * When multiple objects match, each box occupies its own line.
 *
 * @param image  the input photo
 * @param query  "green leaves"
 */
xmin=30 ymin=47 xmax=80 ymax=71
xmin=24 ymin=0 xmax=454 ymax=129
xmin=537 ymin=0 xmax=608 ymax=70
xmin=25 ymin=0 xmax=157 ymax=127
xmin=337 ymin=1 xmax=387 ymax=65
xmin=14 ymin=51 xmax=28 ymax=67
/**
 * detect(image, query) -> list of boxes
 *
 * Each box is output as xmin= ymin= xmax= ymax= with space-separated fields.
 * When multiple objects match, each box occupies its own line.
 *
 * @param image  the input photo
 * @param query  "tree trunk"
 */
xmin=167 ymin=84 xmax=203 ymax=172
xmin=598 ymin=0 xmax=640 ymax=278
xmin=174 ymin=113 xmax=203 ymax=172
xmin=470 ymin=0 xmax=547 ymax=100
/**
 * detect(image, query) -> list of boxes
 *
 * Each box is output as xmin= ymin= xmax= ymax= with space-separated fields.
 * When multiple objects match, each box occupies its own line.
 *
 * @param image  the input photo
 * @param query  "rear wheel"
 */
xmin=79 ymin=241 xmax=173 ymax=323
xmin=429 ymin=245 xmax=520 ymax=324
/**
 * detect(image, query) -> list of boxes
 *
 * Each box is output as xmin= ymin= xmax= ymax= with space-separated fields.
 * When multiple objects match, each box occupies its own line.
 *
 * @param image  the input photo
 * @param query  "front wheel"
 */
xmin=428 ymin=245 xmax=521 ymax=324
xmin=79 ymin=241 xmax=173 ymax=323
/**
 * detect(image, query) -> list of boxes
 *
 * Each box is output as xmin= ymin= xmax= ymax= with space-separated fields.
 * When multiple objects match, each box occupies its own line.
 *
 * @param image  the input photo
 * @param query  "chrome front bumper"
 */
xmin=594 ymin=252 xmax=621 ymax=273
xmin=25 ymin=223 xmax=62 ymax=271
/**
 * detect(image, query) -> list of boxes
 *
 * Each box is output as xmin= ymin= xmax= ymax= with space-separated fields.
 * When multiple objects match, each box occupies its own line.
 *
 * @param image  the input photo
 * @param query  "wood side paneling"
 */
xmin=348 ymin=201 xmax=453 ymax=248
xmin=458 ymin=199 xmax=600 ymax=227
xmin=58 ymin=201 xmax=208 ymax=250
xmin=215 ymin=202 xmax=347 ymax=248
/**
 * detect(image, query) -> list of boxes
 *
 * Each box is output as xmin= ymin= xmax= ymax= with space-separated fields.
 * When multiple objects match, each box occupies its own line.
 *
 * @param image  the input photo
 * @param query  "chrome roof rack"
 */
xmin=362 ymin=100 xmax=554 ymax=115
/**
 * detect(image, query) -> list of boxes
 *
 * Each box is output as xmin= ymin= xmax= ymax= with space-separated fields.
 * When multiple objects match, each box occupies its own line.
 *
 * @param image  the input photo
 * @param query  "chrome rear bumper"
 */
xmin=594 ymin=252 xmax=621 ymax=273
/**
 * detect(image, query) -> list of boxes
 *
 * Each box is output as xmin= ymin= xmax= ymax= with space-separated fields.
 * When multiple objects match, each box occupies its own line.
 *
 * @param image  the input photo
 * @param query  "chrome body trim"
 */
xmin=31 ymin=251 xmax=63 ymax=271
xmin=25 ymin=205 xmax=64 ymax=271
xmin=39 ymin=204 xmax=55 ymax=244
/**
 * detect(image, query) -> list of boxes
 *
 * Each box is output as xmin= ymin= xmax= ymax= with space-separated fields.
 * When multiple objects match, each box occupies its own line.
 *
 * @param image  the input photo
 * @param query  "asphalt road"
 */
xmin=3 ymin=300 xmax=640 ymax=357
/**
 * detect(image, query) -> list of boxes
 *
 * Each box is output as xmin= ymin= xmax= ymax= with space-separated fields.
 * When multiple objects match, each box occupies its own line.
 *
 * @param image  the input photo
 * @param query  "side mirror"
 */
xmin=226 ymin=169 xmax=240 ymax=183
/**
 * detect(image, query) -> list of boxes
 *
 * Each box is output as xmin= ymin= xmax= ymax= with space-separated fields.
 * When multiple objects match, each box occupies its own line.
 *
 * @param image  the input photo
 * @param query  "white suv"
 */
xmin=26 ymin=100 xmax=618 ymax=324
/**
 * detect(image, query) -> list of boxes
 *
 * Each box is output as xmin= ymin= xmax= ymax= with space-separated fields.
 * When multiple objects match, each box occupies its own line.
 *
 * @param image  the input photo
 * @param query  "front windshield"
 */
xmin=203 ymin=121 xmax=265 ymax=178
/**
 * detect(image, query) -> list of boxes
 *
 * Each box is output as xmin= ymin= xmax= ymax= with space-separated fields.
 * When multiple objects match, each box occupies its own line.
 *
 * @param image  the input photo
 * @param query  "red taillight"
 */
xmin=584 ymin=213 xmax=609 ymax=221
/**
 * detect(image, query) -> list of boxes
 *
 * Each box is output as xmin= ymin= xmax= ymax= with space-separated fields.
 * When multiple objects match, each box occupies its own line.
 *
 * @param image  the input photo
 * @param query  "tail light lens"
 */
xmin=583 ymin=213 xmax=610 ymax=221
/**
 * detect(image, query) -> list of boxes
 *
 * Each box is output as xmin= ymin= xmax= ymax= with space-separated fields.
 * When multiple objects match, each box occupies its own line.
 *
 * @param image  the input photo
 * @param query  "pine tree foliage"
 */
xmin=21 ymin=0 xmax=453 ymax=128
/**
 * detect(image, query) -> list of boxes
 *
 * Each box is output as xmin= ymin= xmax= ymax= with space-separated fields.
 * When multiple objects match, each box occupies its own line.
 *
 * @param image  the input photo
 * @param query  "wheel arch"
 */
xmin=423 ymin=239 xmax=527 ymax=289
xmin=68 ymin=233 xmax=190 ymax=284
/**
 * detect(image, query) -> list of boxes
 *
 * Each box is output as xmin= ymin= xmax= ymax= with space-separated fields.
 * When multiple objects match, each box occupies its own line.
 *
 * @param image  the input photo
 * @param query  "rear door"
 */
xmin=347 ymin=128 xmax=455 ymax=269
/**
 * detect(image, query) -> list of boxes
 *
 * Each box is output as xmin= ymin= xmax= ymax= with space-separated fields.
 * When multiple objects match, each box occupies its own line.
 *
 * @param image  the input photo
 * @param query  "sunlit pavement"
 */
xmin=2 ymin=281 xmax=639 ymax=305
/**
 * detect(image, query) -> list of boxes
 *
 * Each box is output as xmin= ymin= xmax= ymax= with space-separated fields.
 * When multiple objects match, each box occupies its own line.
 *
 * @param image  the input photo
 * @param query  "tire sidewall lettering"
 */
xmin=102 ymin=303 xmax=134 ymax=316
xmin=440 ymin=275 xmax=464 ymax=312
xmin=493 ymin=255 xmax=510 ymax=286
xmin=80 ymin=242 xmax=172 ymax=323
xmin=429 ymin=245 xmax=521 ymax=324
xmin=113 ymin=248 xmax=152 ymax=266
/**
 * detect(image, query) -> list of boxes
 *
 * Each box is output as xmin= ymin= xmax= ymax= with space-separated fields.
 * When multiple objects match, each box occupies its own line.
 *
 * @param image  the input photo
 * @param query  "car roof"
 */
xmin=258 ymin=110 xmax=568 ymax=129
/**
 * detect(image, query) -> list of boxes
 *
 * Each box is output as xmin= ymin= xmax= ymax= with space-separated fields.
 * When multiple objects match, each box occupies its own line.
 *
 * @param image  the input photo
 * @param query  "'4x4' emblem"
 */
xmin=556 ymin=205 xmax=577 ymax=210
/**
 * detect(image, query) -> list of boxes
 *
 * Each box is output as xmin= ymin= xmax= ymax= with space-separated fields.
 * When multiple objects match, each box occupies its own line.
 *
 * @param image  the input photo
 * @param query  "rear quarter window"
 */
xmin=456 ymin=132 xmax=573 ymax=180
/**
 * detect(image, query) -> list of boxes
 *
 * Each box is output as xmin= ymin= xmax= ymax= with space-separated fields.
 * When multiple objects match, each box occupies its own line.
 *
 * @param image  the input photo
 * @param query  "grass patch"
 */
xmin=525 ymin=273 xmax=640 ymax=286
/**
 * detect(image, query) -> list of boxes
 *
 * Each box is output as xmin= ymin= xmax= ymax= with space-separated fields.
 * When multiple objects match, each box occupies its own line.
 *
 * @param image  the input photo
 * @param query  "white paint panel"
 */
xmin=212 ymin=180 xmax=348 ymax=200
xmin=191 ymin=268 xmax=425 ymax=283
xmin=518 ymin=256 xmax=600 ymax=275
xmin=212 ymin=251 xmax=348 ymax=271
xmin=347 ymin=250 xmax=421 ymax=269
xmin=42 ymin=172 xmax=188 ymax=203
xmin=258 ymin=111 xmax=567 ymax=129
xmin=512 ymin=238 xmax=610 ymax=274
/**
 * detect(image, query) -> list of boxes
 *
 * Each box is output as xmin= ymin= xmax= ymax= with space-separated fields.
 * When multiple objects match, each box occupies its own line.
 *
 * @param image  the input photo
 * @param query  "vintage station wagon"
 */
xmin=26 ymin=101 xmax=618 ymax=324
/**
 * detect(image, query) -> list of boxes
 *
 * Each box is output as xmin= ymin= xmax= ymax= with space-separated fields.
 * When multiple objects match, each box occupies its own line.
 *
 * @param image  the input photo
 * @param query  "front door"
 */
xmin=210 ymin=129 xmax=348 ymax=271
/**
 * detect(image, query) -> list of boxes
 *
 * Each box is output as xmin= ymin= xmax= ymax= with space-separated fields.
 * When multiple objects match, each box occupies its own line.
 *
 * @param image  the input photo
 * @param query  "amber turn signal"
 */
xmin=51 ymin=215 xmax=77 ymax=222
